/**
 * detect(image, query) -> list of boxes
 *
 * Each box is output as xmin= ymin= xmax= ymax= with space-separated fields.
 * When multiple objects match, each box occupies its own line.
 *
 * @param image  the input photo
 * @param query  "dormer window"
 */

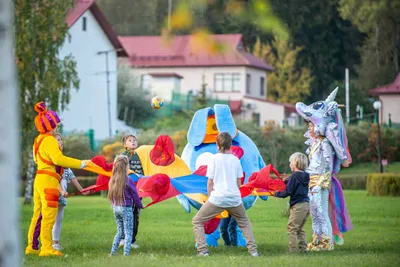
xmin=82 ymin=17 xmax=87 ymax=31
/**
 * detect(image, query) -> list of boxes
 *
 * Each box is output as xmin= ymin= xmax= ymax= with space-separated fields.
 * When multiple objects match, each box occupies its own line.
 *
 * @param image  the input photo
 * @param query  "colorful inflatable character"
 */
xmin=25 ymin=102 xmax=87 ymax=257
xmin=296 ymin=87 xmax=353 ymax=251
xmin=180 ymin=104 xmax=267 ymax=246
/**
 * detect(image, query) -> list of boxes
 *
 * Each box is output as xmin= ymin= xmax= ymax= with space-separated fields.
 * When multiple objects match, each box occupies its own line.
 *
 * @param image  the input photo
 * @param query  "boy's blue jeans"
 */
xmin=220 ymin=215 xmax=238 ymax=246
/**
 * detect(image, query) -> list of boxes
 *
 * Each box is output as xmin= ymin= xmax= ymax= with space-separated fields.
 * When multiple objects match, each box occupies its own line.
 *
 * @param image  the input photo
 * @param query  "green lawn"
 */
xmin=21 ymin=191 xmax=400 ymax=267
xmin=339 ymin=162 xmax=400 ymax=175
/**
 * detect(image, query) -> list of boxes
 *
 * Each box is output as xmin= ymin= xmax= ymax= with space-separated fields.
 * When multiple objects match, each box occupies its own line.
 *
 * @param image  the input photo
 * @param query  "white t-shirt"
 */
xmin=206 ymin=153 xmax=243 ymax=208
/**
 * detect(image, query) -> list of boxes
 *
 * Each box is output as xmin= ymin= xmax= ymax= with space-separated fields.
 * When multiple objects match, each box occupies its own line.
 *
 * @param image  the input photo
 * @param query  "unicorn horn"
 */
xmin=326 ymin=87 xmax=339 ymax=103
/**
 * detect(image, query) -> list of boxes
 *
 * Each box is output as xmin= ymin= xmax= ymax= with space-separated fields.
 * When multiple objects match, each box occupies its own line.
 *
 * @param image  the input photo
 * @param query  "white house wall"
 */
xmin=241 ymin=98 xmax=285 ymax=126
xmin=58 ymin=10 xmax=127 ymax=140
xmin=150 ymin=77 xmax=177 ymax=102
xmin=125 ymin=66 xmax=268 ymax=101
xmin=379 ymin=94 xmax=400 ymax=124
xmin=245 ymin=68 xmax=268 ymax=100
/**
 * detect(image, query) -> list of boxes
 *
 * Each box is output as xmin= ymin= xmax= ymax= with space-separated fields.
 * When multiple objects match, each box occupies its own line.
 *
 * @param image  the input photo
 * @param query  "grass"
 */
xmin=339 ymin=162 xmax=400 ymax=175
xmin=21 ymin=191 xmax=400 ymax=267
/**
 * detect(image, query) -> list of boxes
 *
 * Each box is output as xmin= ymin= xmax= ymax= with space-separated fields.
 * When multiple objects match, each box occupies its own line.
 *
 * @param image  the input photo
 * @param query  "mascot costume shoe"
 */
xmin=25 ymin=102 xmax=85 ymax=257
xmin=296 ymin=88 xmax=353 ymax=251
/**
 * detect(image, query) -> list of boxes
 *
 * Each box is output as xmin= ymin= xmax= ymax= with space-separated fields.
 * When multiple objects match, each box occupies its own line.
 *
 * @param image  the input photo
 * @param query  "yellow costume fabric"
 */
xmin=135 ymin=145 xmax=191 ymax=177
xmin=26 ymin=134 xmax=81 ymax=256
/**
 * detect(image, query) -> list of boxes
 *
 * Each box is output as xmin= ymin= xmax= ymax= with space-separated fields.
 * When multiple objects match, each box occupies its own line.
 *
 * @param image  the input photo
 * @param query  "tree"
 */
xmin=97 ymin=0 xmax=160 ymax=35
xmin=268 ymin=0 xmax=364 ymax=101
xmin=339 ymin=0 xmax=400 ymax=91
xmin=329 ymin=79 xmax=373 ymax=121
xmin=253 ymin=37 xmax=313 ymax=104
xmin=117 ymin=68 xmax=154 ymax=128
xmin=196 ymin=74 xmax=208 ymax=109
xmin=15 ymin=0 xmax=80 ymax=204
xmin=0 ymin=0 xmax=20 ymax=265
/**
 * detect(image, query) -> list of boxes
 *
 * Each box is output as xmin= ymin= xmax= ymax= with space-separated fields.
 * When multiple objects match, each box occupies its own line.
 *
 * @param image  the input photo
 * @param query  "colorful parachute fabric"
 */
xmin=75 ymin=156 xmax=286 ymax=209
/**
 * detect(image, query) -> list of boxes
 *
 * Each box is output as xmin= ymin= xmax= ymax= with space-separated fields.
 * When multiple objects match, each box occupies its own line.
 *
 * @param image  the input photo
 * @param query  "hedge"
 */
xmin=336 ymin=174 xmax=367 ymax=190
xmin=367 ymin=173 xmax=400 ymax=196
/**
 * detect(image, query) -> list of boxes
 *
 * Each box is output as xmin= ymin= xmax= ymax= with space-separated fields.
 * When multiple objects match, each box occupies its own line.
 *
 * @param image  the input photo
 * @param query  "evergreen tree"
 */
xmin=253 ymin=38 xmax=313 ymax=104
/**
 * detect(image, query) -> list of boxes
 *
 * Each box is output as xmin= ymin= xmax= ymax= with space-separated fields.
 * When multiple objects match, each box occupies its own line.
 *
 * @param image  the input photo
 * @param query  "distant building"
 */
xmin=370 ymin=73 xmax=400 ymax=125
xmin=119 ymin=33 xmax=298 ymax=127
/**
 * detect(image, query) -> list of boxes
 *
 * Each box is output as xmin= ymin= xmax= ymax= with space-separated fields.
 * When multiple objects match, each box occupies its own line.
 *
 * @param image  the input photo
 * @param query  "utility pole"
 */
xmin=0 ymin=0 xmax=21 ymax=265
xmin=98 ymin=49 xmax=121 ymax=140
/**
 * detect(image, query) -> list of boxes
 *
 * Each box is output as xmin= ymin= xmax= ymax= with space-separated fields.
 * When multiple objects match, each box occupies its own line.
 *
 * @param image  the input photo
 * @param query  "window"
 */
xmin=260 ymin=77 xmax=265 ymax=96
xmin=246 ymin=74 xmax=251 ymax=94
xmin=214 ymin=73 xmax=240 ymax=92
xmin=252 ymin=112 xmax=260 ymax=126
xmin=82 ymin=17 xmax=87 ymax=31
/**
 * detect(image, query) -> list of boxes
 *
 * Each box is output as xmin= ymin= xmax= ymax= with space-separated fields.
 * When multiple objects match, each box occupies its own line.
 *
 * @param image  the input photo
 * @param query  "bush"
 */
xmin=367 ymin=173 xmax=400 ymax=196
xmin=236 ymin=120 xmax=306 ymax=174
xmin=357 ymin=124 xmax=400 ymax=163
xmin=62 ymin=132 xmax=97 ymax=176
xmin=67 ymin=176 xmax=99 ymax=194
xmin=336 ymin=174 xmax=367 ymax=190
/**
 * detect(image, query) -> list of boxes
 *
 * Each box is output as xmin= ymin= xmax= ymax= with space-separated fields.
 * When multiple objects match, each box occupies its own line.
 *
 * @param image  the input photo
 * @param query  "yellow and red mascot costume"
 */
xmin=25 ymin=102 xmax=84 ymax=257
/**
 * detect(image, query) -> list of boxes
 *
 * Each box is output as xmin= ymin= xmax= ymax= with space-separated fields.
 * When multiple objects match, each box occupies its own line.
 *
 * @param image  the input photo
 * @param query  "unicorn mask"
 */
xmin=295 ymin=87 xmax=352 ymax=173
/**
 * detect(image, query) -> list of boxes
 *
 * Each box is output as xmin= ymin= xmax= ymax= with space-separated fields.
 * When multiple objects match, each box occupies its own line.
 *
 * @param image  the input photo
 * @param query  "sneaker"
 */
xmin=197 ymin=251 xmax=210 ymax=257
xmin=250 ymin=252 xmax=259 ymax=257
xmin=52 ymin=244 xmax=63 ymax=251
xmin=119 ymin=240 xmax=125 ymax=248
xmin=131 ymin=242 xmax=139 ymax=249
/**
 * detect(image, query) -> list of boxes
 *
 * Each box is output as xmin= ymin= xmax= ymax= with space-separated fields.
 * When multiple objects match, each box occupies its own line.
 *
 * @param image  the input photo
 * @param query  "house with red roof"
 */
xmin=119 ymin=34 xmax=298 ymax=127
xmin=58 ymin=0 xmax=132 ymax=140
xmin=370 ymin=73 xmax=400 ymax=124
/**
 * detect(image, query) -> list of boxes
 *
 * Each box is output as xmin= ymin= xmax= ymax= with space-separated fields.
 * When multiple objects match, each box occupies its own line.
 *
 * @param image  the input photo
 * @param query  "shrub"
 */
xmin=367 ymin=173 xmax=400 ymax=196
xmin=358 ymin=125 xmax=400 ymax=163
xmin=62 ymin=132 xmax=97 ymax=176
xmin=336 ymin=174 xmax=367 ymax=190
xmin=67 ymin=176 xmax=99 ymax=194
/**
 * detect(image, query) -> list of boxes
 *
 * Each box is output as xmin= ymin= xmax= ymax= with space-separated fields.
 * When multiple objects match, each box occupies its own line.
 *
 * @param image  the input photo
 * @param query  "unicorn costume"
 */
xmin=296 ymin=88 xmax=353 ymax=251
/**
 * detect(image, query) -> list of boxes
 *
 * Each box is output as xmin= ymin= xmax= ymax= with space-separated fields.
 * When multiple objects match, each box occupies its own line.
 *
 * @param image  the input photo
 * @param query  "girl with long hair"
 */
xmin=108 ymin=155 xmax=143 ymax=256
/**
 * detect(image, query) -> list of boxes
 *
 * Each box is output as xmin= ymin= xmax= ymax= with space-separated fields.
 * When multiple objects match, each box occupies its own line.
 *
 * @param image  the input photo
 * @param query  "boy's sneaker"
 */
xmin=119 ymin=240 xmax=125 ymax=248
xmin=250 ymin=251 xmax=259 ymax=257
xmin=131 ymin=242 xmax=139 ymax=249
xmin=197 ymin=251 xmax=210 ymax=257
xmin=52 ymin=244 xmax=63 ymax=251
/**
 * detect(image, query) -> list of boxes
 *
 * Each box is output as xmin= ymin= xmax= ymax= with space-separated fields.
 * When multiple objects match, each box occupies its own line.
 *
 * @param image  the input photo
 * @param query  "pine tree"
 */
xmin=196 ymin=74 xmax=208 ymax=109
xmin=253 ymin=37 xmax=313 ymax=104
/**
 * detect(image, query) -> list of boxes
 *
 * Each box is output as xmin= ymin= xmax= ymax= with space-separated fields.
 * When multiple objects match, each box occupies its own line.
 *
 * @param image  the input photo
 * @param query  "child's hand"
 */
xmin=61 ymin=190 xmax=68 ymax=197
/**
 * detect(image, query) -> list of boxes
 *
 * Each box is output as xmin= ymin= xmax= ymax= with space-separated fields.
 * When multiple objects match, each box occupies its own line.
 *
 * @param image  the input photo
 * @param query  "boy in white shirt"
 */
xmin=192 ymin=132 xmax=258 ymax=257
